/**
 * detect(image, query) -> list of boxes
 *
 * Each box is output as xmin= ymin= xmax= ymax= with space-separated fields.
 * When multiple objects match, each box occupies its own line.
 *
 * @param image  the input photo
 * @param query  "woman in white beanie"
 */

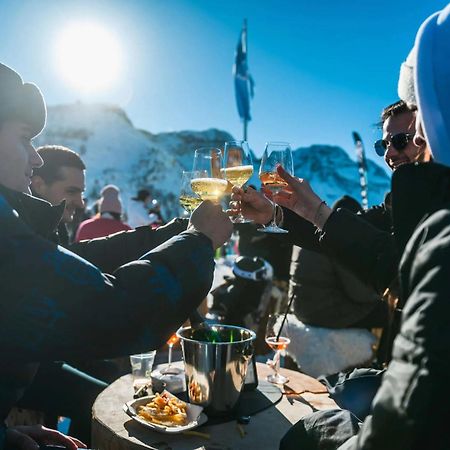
xmin=75 ymin=184 xmax=131 ymax=241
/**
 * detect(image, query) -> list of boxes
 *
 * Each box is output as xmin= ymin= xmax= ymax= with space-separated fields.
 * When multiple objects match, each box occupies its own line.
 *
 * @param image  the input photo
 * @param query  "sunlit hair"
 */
xmin=380 ymin=100 xmax=417 ymax=125
xmin=33 ymin=145 xmax=85 ymax=184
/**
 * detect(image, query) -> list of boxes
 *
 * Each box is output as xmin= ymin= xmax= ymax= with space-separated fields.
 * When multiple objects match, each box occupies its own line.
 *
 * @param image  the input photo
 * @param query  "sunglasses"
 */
xmin=374 ymin=133 xmax=415 ymax=156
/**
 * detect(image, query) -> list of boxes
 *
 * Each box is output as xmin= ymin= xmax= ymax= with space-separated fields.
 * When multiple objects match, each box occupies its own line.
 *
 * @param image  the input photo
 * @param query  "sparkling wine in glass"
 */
xmin=179 ymin=170 xmax=203 ymax=215
xmin=191 ymin=147 xmax=228 ymax=202
xmin=259 ymin=142 xmax=294 ymax=234
xmin=265 ymin=314 xmax=290 ymax=385
xmin=221 ymin=140 xmax=253 ymax=223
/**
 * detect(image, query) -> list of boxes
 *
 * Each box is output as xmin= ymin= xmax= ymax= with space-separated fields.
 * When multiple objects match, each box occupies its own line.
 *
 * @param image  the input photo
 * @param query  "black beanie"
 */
xmin=0 ymin=63 xmax=46 ymax=138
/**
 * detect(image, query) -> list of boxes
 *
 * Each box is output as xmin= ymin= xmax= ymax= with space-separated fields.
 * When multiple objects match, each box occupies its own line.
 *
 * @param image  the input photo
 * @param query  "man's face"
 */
xmin=0 ymin=121 xmax=43 ymax=193
xmin=383 ymin=111 xmax=431 ymax=171
xmin=32 ymin=167 xmax=85 ymax=222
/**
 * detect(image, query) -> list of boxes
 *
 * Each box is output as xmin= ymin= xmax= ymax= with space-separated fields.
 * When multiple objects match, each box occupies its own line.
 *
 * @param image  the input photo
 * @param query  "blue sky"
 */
xmin=1 ymin=0 xmax=448 ymax=169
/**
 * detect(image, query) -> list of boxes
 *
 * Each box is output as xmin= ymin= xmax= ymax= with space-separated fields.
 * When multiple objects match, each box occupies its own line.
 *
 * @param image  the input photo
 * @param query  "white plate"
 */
xmin=124 ymin=391 xmax=208 ymax=434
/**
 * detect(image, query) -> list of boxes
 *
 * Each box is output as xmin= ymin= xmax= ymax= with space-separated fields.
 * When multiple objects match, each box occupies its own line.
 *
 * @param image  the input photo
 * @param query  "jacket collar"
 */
xmin=0 ymin=184 xmax=65 ymax=240
xmin=391 ymin=162 xmax=450 ymax=254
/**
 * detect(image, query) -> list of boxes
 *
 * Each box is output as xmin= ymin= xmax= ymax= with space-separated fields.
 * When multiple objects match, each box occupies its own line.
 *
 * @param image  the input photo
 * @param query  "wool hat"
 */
xmin=132 ymin=189 xmax=151 ymax=202
xmin=398 ymin=5 xmax=450 ymax=167
xmin=99 ymin=184 xmax=122 ymax=215
xmin=0 ymin=63 xmax=46 ymax=138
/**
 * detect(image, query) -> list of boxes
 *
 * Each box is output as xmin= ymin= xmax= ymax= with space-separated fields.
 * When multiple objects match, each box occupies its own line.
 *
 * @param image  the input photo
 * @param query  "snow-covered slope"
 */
xmin=35 ymin=103 xmax=390 ymax=218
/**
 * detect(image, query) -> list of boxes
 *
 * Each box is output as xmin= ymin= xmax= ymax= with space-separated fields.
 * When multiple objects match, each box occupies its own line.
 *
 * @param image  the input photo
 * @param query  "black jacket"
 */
xmin=338 ymin=162 xmax=450 ymax=450
xmin=282 ymin=194 xmax=395 ymax=293
xmin=0 ymin=186 xmax=214 ymax=435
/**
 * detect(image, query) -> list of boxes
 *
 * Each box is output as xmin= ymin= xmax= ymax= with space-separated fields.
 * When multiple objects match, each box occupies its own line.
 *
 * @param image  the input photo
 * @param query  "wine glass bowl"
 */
xmin=259 ymin=142 xmax=294 ymax=233
xmin=179 ymin=171 xmax=203 ymax=215
xmin=191 ymin=147 xmax=228 ymax=203
xmin=222 ymin=140 xmax=253 ymax=223
xmin=265 ymin=313 xmax=290 ymax=385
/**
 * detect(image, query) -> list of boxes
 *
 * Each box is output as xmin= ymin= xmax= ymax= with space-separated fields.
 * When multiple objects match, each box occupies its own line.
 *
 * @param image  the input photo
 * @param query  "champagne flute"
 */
xmin=191 ymin=147 xmax=228 ymax=203
xmin=258 ymin=142 xmax=294 ymax=233
xmin=265 ymin=314 xmax=290 ymax=385
xmin=221 ymin=140 xmax=253 ymax=223
xmin=161 ymin=333 xmax=182 ymax=375
xmin=179 ymin=170 xmax=203 ymax=216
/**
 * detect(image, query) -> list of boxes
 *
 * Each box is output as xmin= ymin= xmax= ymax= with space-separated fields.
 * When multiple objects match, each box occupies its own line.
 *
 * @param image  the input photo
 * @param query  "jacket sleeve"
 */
xmin=282 ymin=207 xmax=397 ymax=293
xmin=337 ymin=210 xmax=450 ymax=450
xmin=68 ymin=218 xmax=189 ymax=273
xmin=0 ymin=196 xmax=213 ymax=362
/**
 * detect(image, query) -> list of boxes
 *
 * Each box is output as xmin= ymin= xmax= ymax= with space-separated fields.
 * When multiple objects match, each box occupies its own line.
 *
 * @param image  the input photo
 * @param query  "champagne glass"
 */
xmin=258 ymin=142 xmax=294 ymax=233
xmin=191 ymin=147 xmax=228 ymax=203
xmin=179 ymin=170 xmax=203 ymax=216
xmin=222 ymin=140 xmax=253 ymax=223
xmin=265 ymin=314 xmax=290 ymax=385
xmin=160 ymin=333 xmax=182 ymax=375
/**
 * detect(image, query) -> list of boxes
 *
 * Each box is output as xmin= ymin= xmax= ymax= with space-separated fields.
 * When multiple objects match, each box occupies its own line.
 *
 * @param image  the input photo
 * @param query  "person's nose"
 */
xmin=74 ymin=193 xmax=84 ymax=209
xmin=384 ymin=141 xmax=399 ymax=161
xmin=30 ymin=145 xmax=43 ymax=169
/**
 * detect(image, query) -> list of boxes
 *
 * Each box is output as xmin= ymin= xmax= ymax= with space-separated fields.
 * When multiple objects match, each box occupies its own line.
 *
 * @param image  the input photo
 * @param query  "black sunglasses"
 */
xmin=374 ymin=133 xmax=415 ymax=156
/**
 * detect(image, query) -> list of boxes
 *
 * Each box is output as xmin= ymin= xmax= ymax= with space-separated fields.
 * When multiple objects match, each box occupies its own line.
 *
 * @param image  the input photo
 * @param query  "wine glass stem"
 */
xmin=273 ymin=350 xmax=281 ymax=376
xmin=270 ymin=199 xmax=277 ymax=227
xmin=167 ymin=344 xmax=173 ymax=369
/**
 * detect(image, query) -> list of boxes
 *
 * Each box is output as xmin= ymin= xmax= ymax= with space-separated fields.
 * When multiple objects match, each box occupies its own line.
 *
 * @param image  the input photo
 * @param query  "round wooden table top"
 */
xmin=91 ymin=363 xmax=337 ymax=450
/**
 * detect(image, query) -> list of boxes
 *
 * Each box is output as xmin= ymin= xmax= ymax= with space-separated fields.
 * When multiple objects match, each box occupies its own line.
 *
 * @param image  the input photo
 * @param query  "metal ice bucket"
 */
xmin=177 ymin=324 xmax=256 ymax=416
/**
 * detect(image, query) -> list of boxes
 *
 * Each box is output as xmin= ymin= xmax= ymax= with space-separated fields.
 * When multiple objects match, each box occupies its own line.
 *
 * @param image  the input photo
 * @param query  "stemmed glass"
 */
xmin=191 ymin=147 xmax=228 ymax=203
xmin=265 ymin=314 xmax=290 ymax=385
xmin=222 ymin=140 xmax=254 ymax=223
xmin=258 ymin=142 xmax=294 ymax=233
xmin=179 ymin=170 xmax=203 ymax=216
xmin=160 ymin=333 xmax=182 ymax=375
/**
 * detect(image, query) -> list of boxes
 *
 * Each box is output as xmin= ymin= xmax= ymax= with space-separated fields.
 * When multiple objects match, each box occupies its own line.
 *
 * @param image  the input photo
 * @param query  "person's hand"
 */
xmin=5 ymin=425 xmax=86 ymax=450
xmin=229 ymin=186 xmax=273 ymax=224
xmin=188 ymin=201 xmax=233 ymax=250
xmin=273 ymin=165 xmax=331 ymax=226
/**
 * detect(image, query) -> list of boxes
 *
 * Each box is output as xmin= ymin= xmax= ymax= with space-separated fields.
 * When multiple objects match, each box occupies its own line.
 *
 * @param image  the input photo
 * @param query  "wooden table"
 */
xmin=91 ymin=363 xmax=337 ymax=450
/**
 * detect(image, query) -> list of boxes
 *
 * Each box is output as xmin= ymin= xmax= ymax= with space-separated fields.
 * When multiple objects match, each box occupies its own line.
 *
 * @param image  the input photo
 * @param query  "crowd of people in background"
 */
xmin=0 ymin=3 xmax=450 ymax=450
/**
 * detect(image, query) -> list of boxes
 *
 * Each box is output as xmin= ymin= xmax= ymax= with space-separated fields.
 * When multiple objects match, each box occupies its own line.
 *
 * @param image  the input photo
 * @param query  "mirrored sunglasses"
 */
xmin=374 ymin=133 xmax=415 ymax=156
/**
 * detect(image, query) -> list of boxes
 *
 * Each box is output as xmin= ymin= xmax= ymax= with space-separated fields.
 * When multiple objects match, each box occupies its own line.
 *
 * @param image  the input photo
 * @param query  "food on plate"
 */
xmin=137 ymin=392 xmax=188 ymax=427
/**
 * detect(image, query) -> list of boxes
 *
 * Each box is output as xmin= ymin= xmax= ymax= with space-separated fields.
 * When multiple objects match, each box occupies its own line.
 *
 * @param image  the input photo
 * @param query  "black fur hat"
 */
xmin=0 ymin=63 xmax=46 ymax=138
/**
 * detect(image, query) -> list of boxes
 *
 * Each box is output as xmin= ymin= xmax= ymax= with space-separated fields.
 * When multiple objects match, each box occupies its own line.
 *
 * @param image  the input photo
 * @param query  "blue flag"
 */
xmin=233 ymin=20 xmax=254 ymax=122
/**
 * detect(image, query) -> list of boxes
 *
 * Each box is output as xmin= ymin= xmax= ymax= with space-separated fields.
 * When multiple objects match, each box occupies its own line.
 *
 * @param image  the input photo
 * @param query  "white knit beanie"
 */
xmin=99 ymin=184 xmax=122 ymax=215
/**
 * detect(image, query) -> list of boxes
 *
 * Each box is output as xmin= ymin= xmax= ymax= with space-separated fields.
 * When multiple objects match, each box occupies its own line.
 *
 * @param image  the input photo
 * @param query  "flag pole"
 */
xmin=243 ymin=119 xmax=248 ymax=141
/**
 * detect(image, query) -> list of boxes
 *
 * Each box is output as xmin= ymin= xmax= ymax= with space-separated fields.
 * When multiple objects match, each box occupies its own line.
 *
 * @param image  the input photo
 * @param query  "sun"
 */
xmin=55 ymin=22 xmax=122 ymax=92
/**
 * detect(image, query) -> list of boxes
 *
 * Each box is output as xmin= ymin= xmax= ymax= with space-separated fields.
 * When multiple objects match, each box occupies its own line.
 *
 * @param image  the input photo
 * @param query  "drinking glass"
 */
xmin=265 ymin=314 xmax=290 ymax=385
xmin=130 ymin=351 xmax=156 ymax=391
xmin=179 ymin=170 xmax=203 ymax=216
xmin=258 ymin=142 xmax=294 ymax=233
xmin=191 ymin=147 xmax=228 ymax=203
xmin=222 ymin=140 xmax=253 ymax=223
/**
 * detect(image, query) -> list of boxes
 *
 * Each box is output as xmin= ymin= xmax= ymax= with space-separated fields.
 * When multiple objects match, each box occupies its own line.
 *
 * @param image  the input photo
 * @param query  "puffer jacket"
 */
xmin=0 ymin=186 xmax=214 ymax=444
xmin=338 ymin=162 xmax=450 ymax=450
xmin=282 ymin=194 xmax=395 ymax=294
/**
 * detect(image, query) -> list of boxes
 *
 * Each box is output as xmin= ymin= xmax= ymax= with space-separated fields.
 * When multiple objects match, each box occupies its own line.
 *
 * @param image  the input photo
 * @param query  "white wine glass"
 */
xmin=258 ymin=142 xmax=294 ymax=233
xmin=191 ymin=147 xmax=228 ymax=203
xmin=222 ymin=140 xmax=253 ymax=223
xmin=179 ymin=170 xmax=203 ymax=216
xmin=265 ymin=314 xmax=290 ymax=385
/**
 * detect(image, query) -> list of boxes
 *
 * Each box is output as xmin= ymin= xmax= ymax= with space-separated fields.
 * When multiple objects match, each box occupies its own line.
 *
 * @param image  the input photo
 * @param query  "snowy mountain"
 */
xmin=35 ymin=103 xmax=390 ymax=219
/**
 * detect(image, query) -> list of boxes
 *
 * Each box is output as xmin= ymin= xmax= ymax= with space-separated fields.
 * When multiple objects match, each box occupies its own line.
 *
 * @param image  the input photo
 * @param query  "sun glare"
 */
xmin=55 ymin=22 xmax=122 ymax=92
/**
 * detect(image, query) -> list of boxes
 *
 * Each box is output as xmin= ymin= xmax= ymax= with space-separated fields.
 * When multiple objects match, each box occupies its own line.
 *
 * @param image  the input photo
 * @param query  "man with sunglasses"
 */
xmin=374 ymin=100 xmax=430 ymax=170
